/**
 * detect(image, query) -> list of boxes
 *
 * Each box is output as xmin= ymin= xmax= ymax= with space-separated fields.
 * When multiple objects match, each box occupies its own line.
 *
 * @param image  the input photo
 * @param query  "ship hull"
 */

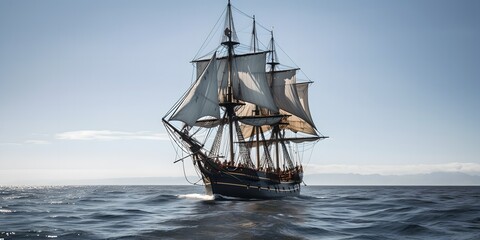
xmin=197 ymin=159 xmax=302 ymax=199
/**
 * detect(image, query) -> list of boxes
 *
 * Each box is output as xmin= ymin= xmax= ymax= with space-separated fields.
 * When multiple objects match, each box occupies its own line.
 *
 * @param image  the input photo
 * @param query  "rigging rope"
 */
xmin=273 ymin=39 xmax=313 ymax=83
xmin=231 ymin=5 xmax=253 ymax=19
xmin=181 ymin=158 xmax=202 ymax=185
xmin=193 ymin=7 xmax=227 ymax=61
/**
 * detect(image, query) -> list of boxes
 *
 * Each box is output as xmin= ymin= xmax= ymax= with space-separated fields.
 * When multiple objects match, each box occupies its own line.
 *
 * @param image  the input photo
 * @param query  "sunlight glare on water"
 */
xmin=177 ymin=193 xmax=215 ymax=201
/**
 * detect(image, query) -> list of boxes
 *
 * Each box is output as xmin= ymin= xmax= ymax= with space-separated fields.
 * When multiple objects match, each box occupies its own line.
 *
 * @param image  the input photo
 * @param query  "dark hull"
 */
xmin=197 ymin=159 xmax=302 ymax=199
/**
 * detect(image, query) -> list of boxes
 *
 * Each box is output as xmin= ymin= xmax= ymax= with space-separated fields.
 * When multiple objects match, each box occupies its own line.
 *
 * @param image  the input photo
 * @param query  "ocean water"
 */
xmin=1 ymin=186 xmax=479 ymax=240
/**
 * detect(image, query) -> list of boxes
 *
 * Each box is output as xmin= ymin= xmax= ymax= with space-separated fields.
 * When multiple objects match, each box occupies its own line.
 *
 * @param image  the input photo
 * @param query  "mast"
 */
xmin=251 ymin=16 xmax=261 ymax=170
xmin=267 ymin=30 xmax=281 ymax=173
xmin=251 ymin=15 xmax=258 ymax=52
xmin=267 ymin=30 xmax=279 ymax=70
xmin=222 ymin=0 xmax=239 ymax=163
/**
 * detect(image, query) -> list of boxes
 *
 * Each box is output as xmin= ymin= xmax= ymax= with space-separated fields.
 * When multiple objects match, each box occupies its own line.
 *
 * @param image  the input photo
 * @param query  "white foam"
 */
xmin=177 ymin=193 xmax=215 ymax=201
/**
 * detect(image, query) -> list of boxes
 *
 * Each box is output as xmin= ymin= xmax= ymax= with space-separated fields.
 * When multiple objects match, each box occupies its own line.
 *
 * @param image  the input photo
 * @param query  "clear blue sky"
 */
xmin=1 ymin=0 xmax=479 ymax=184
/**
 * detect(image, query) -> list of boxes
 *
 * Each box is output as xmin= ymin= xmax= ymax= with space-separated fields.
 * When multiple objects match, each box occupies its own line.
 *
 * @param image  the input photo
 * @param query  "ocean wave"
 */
xmin=0 ymin=208 xmax=14 ymax=213
xmin=0 ymin=186 xmax=479 ymax=240
xmin=177 ymin=193 xmax=215 ymax=201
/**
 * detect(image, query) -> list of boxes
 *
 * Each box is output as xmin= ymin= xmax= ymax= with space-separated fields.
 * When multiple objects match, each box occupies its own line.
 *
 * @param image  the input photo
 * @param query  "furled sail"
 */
xmin=238 ymin=116 xmax=284 ymax=127
xmin=269 ymin=69 xmax=316 ymax=130
xmin=237 ymin=136 xmax=322 ymax=145
xmin=235 ymin=102 xmax=282 ymax=127
xmin=237 ymin=102 xmax=275 ymax=138
xmin=195 ymin=52 xmax=278 ymax=112
xmin=169 ymin=54 xmax=219 ymax=126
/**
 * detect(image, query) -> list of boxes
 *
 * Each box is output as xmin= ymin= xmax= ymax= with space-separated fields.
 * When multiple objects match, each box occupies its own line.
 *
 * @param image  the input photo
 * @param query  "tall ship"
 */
xmin=163 ymin=1 xmax=327 ymax=199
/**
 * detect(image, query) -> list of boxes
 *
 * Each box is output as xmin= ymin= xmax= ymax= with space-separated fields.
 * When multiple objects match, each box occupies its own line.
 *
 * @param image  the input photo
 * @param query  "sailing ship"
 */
xmin=163 ymin=1 xmax=327 ymax=199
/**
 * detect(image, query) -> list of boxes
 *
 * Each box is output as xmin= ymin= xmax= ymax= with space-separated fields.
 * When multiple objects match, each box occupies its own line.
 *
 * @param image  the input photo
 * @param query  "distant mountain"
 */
xmin=303 ymin=172 xmax=480 ymax=185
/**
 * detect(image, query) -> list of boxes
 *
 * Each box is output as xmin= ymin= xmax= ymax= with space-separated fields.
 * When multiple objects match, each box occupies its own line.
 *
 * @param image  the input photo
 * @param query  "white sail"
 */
xmin=232 ymin=52 xmax=278 ymax=112
xmin=195 ymin=52 xmax=278 ymax=112
xmin=170 ymin=54 xmax=219 ymax=126
xmin=281 ymin=83 xmax=317 ymax=135
xmin=270 ymin=70 xmax=315 ymax=129
xmin=195 ymin=55 xmax=230 ymax=103
xmin=280 ymin=110 xmax=316 ymax=135
xmin=195 ymin=60 xmax=209 ymax=80
xmin=296 ymin=83 xmax=314 ymax=123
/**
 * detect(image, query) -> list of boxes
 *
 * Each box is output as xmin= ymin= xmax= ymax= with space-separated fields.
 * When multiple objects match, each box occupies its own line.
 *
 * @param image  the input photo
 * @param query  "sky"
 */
xmin=1 ymin=0 xmax=479 ymax=185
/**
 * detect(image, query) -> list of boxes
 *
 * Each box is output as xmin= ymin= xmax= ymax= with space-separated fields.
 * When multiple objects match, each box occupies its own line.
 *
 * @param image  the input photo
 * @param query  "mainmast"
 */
xmin=267 ymin=31 xmax=282 ymax=173
xmin=267 ymin=31 xmax=279 ymax=70
xmin=221 ymin=0 xmax=239 ymax=163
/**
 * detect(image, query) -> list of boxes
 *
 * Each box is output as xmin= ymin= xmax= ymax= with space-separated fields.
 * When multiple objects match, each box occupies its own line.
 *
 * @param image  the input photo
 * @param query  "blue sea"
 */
xmin=1 ymin=185 xmax=479 ymax=239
